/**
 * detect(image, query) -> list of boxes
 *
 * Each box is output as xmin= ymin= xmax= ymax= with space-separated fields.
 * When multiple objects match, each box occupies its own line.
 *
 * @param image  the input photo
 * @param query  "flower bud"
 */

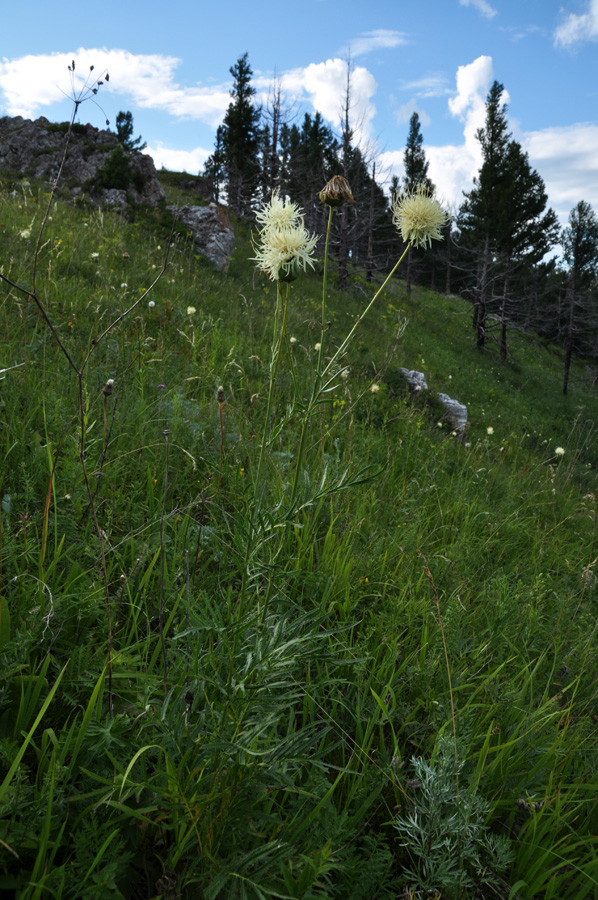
xmin=319 ymin=175 xmax=354 ymax=207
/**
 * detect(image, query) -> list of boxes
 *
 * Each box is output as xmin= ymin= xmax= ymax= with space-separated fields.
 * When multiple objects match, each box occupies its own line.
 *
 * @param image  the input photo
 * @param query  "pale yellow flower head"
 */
xmin=252 ymin=193 xmax=318 ymax=282
xmin=392 ymin=185 xmax=450 ymax=249
xmin=255 ymin=192 xmax=302 ymax=231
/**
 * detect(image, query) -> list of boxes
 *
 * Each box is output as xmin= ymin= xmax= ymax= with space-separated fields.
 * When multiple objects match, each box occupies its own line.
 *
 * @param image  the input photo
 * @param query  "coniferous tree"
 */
xmin=402 ymin=112 xmax=434 ymax=293
xmin=457 ymin=81 xmax=557 ymax=354
xmin=115 ymin=111 xmax=146 ymax=151
xmin=457 ymin=82 xmax=511 ymax=348
xmin=561 ymin=201 xmax=598 ymax=393
xmin=403 ymin=112 xmax=433 ymax=193
xmin=203 ymin=125 xmax=225 ymax=203
xmin=205 ymin=53 xmax=261 ymax=218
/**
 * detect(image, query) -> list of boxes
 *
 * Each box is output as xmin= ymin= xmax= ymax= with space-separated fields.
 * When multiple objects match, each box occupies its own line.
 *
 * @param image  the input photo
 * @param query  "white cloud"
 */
xmin=448 ymin=56 xmax=499 ymax=168
xmin=395 ymin=100 xmax=431 ymax=127
xmin=459 ymin=0 xmax=498 ymax=19
xmin=522 ymin=124 xmax=598 ymax=221
xmin=554 ymin=0 xmax=598 ymax=46
xmin=283 ymin=58 xmax=377 ymax=147
xmin=0 ymin=49 xmax=230 ymax=124
xmin=347 ymin=30 xmax=408 ymax=57
xmin=146 ymin=143 xmax=211 ymax=174
xmin=401 ymin=74 xmax=452 ymax=98
xmin=382 ymin=54 xmax=598 ymax=229
xmin=380 ymin=57 xmax=496 ymax=206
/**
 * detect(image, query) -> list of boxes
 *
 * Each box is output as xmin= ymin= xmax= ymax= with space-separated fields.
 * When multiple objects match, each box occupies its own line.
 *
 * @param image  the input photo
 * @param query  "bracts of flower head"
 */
xmin=318 ymin=175 xmax=355 ymax=208
xmin=391 ymin=184 xmax=451 ymax=249
xmin=252 ymin=193 xmax=319 ymax=282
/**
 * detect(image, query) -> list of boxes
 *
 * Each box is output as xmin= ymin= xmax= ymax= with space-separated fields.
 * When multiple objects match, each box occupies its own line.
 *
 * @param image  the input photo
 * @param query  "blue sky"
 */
xmin=1 ymin=0 xmax=597 ymax=224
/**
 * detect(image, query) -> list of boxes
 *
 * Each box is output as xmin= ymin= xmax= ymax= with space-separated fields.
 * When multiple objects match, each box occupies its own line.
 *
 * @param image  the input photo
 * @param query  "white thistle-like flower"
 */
xmin=255 ymin=192 xmax=302 ymax=231
xmin=252 ymin=193 xmax=318 ymax=282
xmin=555 ymin=446 xmax=565 ymax=456
xmin=187 ymin=305 xmax=196 ymax=315
xmin=392 ymin=185 xmax=450 ymax=249
xmin=487 ymin=426 xmax=494 ymax=435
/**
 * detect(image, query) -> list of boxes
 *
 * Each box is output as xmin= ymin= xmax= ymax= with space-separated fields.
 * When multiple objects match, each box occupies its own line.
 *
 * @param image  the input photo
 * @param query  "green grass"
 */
xmin=1 ymin=176 xmax=598 ymax=899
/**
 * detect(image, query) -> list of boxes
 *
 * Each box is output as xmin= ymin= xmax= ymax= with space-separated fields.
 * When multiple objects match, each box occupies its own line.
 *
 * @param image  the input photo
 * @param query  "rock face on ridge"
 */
xmin=0 ymin=116 xmax=166 ymax=206
xmin=0 ymin=115 xmax=235 ymax=271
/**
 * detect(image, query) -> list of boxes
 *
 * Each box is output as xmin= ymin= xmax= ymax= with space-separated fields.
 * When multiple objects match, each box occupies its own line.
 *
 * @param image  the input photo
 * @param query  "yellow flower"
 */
xmin=392 ymin=185 xmax=450 ymax=249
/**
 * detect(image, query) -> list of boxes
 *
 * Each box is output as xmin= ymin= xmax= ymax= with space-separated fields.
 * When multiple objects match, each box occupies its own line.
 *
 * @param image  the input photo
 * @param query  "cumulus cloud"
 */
xmin=0 ymin=49 xmax=230 ymax=124
xmin=521 ymin=124 xmax=598 ymax=220
xmin=0 ymin=48 xmax=379 ymax=152
xmin=283 ymin=58 xmax=377 ymax=147
xmin=145 ymin=143 xmax=211 ymax=174
xmin=448 ymin=56 xmax=498 ymax=167
xmin=346 ymin=30 xmax=408 ymax=57
xmin=459 ymin=0 xmax=498 ymax=19
xmin=554 ymin=0 xmax=598 ymax=46
xmin=380 ymin=56 xmax=496 ymax=206
xmin=382 ymin=55 xmax=597 ymax=228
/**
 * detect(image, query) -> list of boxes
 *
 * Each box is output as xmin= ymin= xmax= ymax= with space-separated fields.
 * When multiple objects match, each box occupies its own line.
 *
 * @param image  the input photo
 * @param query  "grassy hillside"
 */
xmin=1 ymin=174 xmax=597 ymax=900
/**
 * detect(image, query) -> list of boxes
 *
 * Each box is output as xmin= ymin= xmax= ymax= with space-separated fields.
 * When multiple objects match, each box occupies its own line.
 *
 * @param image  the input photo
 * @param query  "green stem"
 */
xmin=290 ymin=241 xmax=411 ymax=505
xmin=321 ymin=243 xmax=411 ymax=381
xmin=241 ymin=281 xmax=290 ymax=601
xmin=316 ymin=205 xmax=334 ymax=378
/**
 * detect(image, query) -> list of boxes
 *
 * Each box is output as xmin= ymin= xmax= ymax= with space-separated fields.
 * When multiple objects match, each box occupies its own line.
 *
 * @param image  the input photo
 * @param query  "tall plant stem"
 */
xmin=241 ymin=281 xmax=290 ymax=601
xmin=315 ymin=205 xmax=334 ymax=376
xmin=290 ymin=242 xmax=411 ymax=505
xmin=160 ymin=429 xmax=171 ymax=695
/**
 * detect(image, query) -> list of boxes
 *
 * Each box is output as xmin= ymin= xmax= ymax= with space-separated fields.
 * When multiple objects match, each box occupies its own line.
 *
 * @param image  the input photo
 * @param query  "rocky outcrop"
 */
xmin=400 ymin=368 xmax=468 ymax=437
xmin=0 ymin=115 xmax=166 ymax=206
xmin=169 ymin=204 xmax=236 ymax=272
xmin=0 ymin=115 xmax=235 ymax=270
xmin=436 ymin=392 xmax=468 ymax=436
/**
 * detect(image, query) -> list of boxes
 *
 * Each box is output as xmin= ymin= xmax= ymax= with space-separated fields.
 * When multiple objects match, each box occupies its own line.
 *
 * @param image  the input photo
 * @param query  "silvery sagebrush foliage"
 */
xmin=394 ymin=734 xmax=514 ymax=898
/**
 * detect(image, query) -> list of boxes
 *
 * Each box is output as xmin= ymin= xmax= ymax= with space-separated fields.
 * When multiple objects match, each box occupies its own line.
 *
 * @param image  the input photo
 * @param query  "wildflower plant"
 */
xmin=246 ymin=177 xmax=450 ymax=607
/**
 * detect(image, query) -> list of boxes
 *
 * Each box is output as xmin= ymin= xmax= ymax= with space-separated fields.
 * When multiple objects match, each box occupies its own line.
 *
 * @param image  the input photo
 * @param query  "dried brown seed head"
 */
xmin=319 ymin=175 xmax=354 ymax=207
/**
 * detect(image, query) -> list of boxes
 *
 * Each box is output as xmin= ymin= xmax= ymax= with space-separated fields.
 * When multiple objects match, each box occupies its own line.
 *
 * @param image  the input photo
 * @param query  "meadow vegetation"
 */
xmin=1 ymin=169 xmax=598 ymax=899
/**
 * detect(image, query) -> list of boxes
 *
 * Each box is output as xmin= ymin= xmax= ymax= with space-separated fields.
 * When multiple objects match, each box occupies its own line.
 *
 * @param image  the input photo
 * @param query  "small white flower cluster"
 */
xmin=252 ymin=193 xmax=318 ymax=282
xmin=555 ymin=446 xmax=565 ymax=457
